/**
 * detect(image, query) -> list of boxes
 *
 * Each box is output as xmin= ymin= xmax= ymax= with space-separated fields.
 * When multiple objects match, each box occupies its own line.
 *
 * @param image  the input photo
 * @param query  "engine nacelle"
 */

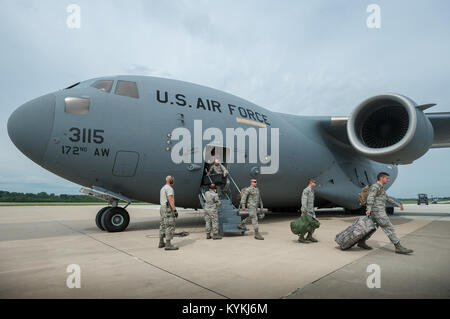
xmin=347 ymin=93 xmax=434 ymax=164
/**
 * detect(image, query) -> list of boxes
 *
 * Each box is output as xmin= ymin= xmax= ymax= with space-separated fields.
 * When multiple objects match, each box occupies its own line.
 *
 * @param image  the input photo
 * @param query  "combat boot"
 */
xmin=238 ymin=223 xmax=248 ymax=231
xmin=298 ymin=234 xmax=308 ymax=243
xmin=306 ymin=230 xmax=318 ymax=243
xmin=395 ymin=242 xmax=413 ymax=254
xmin=212 ymin=233 xmax=222 ymax=240
xmin=254 ymin=229 xmax=264 ymax=240
xmin=164 ymin=240 xmax=179 ymax=251
xmin=206 ymin=233 xmax=212 ymax=239
xmin=357 ymin=241 xmax=373 ymax=250
xmin=158 ymin=236 xmax=165 ymax=248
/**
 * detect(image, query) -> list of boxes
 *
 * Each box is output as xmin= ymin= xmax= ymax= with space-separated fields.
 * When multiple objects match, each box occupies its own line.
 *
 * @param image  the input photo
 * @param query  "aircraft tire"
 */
xmin=386 ymin=207 xmax=394 ymax=215
xmin=95 ymin=207 xmax=110 ymax=231
xmin=101 ymin=207 xmax=130 ymax=232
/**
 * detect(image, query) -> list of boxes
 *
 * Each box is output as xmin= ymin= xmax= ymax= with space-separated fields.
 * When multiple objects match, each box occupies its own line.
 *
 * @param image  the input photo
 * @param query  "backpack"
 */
xmin=358 ymin=184 xmax=381 ymax=205
xmin=358 ymin=185 xmax=371 ymax=205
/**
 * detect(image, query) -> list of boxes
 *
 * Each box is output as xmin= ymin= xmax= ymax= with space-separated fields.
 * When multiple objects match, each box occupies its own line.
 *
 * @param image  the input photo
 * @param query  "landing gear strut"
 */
xmin=81 ymin=187 xmax=132 ymax=232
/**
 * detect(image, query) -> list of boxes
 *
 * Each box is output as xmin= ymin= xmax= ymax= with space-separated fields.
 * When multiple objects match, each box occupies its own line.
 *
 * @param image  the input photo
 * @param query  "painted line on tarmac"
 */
xmin=54 ymin=220 xmax=230 ymax=299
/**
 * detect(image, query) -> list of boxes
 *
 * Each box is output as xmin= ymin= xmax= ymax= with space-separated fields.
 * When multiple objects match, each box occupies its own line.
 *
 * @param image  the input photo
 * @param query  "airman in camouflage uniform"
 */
xmin=300 ymin=178 xmax=318 ymax=243
xmin=362 ymin=172 xmax=413 ymax=254
xmin=207 ymin=159 xmax=230 ymax=196
xmin=159 ymin=176 xmax=178 ymax=251
xmin=204 ymin=184 xmax=222 ymax=240
xmin=238 ymin=179 xmax=264 ymax=240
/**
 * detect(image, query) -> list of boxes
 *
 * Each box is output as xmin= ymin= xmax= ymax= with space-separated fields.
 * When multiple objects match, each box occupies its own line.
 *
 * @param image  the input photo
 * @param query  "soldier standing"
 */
xmin=159 ymin=175 xmax=179 ymax=251
xmin=300 ymin=178 xmax=318 ymax=243
xmin=207 ymin=159 xmax=230 ymax=197
xmin=204 ymin=184 xmax=222 ymax=240
xmin=238 ymin=179 xmax=264 ymax=240
xmin=362 ymin=172 xmax=413 ymax=254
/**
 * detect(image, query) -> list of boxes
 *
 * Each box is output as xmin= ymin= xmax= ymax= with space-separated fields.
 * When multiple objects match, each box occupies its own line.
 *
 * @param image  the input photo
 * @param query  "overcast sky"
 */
xmin=1 ymin=0 xmax=449 ymax=198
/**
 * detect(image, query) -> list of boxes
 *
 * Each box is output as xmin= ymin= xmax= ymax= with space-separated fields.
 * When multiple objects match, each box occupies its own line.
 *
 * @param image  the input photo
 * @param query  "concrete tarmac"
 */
xmin=0 ymin=204 xmax=449 ymax=299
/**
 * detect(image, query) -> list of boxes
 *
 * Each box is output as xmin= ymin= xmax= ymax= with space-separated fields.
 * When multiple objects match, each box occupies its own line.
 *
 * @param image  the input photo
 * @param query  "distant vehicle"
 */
xmin=417 ymin=194 xmax=429 ymax=205
xmin=430 ymin=195 xmax=438 ymax=204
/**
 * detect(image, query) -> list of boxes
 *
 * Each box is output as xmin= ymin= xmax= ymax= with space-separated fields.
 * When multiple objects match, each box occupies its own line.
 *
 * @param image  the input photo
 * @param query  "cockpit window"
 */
xmin=65 ymin=97 xmax=90 ymax=115
xmin=115 ymin=80 xmax=139 ymax=99
xmin=91 ymin=80 xmax=114 ymax=93
xmin=64 ymin=82 xmax=80 ymax=90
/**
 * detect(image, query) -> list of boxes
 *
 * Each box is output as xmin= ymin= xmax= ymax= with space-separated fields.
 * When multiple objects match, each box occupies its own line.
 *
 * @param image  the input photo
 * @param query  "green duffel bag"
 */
xmin=290 ymin=213 xmax=320 ymax=235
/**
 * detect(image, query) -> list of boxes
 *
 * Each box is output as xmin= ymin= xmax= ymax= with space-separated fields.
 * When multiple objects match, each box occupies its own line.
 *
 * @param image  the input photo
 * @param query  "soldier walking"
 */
xmin=159 ymin=175 xmax=179 ymax=250
xmin=238 ymin=179 xmax=264 ymax=240
xmin=361 ymin=172 xmax=413 ymax=254
xmin=207 ymin=159 xmax=230 ymax=197
xmin=204 ymin=184 xmax=222 ymax=240
xmin=300 ymin=178 xmax=319 ymax=243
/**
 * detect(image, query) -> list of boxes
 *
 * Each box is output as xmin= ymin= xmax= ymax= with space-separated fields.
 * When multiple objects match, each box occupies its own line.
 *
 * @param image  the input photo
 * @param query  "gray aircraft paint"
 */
xmin=7 ymin=75 xmax=449 ymax=210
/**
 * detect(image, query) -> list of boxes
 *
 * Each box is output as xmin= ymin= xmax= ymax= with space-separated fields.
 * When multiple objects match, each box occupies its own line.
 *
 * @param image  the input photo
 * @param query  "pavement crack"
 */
xmin=54 ymin=220 xmax=230 ymax=299
xmin=281 ymin=256 xmax=364 ymax=299
xmin=282 ymin=220 xmax=440 ymax=299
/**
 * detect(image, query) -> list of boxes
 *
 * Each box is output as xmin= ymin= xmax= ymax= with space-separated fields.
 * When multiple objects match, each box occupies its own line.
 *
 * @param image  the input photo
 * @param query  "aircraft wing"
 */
xmin=426 ymin=112 xmax=450 ymax=148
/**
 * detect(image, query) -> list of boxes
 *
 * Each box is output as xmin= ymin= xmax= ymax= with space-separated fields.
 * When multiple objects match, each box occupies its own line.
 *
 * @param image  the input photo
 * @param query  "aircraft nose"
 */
xmin=7 ymin=94 xmax=56 ymax=165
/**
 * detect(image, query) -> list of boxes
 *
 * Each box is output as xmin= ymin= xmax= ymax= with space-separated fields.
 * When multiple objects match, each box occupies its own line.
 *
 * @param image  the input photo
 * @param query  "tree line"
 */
xmin=0 ymin=190 xmax=102 ymax=202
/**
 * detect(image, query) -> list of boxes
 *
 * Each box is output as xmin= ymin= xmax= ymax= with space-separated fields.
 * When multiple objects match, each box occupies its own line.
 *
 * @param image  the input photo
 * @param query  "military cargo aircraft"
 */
xmin=7 ymin=76 xmax=450 ymax=232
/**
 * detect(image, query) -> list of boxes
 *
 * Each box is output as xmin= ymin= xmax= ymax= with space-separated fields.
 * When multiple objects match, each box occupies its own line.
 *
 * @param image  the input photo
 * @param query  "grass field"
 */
xmin=399 ymin=200 xmax=450 ymax=204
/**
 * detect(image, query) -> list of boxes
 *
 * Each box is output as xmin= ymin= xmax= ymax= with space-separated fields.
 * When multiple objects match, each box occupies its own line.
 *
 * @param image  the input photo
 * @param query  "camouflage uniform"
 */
xmin=364 ymin=181 xmax=400 ymax=245
xmin=204 ymin=190 xmax=221 ymax=234
xmin=240 ymin=185 xmax=263 ymax=230
xmin=301 ymin=186 xmax=315 ymax=218
xmin=208 ymin=163 xmax=230 ymax=194
xmin=159 ymin=184 xmax=176 ymax=241
xmin=208 ymin=163 xmax=228 ymax=175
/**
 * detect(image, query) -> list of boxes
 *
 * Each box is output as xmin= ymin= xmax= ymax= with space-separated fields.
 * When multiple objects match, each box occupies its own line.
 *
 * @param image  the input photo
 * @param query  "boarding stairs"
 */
xmin=198 ymin=174 xmax=246 ymax=236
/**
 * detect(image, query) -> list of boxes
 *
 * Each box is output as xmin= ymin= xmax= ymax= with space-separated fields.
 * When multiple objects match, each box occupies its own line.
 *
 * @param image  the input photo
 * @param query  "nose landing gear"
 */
xmin=81 ymin=187 xmax=132 ymax=232
xmin=96 ymin=206 xmax=130 ymax=232
xmin=95 ymin=206 xmax=110 ymax=231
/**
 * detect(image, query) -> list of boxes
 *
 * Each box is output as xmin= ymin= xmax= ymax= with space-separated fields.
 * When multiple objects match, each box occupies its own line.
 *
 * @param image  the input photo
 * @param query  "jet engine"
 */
xmin=347 ymin=93 xmax=434 ymax=164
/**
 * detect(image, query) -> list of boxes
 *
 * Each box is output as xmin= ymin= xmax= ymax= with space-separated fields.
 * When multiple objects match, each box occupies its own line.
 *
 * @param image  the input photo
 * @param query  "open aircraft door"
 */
xmin=202 ymin=144 xmax=231 ymax=181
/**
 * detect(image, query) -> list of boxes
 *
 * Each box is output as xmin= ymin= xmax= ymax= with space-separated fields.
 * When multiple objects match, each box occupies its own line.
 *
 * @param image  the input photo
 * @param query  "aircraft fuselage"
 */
xmin=8 ymin=75 xmax=397 ymax=210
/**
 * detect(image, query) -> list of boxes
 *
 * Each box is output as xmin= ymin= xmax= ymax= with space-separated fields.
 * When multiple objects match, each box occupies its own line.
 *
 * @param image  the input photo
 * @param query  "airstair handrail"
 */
xmin=227 ymin=173 xmax=241 ymax=194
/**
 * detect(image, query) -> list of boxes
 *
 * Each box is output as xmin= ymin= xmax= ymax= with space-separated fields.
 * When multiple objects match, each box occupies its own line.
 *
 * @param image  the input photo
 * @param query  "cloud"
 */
xmin=1 ymin=0 xmax=449 ymax=197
